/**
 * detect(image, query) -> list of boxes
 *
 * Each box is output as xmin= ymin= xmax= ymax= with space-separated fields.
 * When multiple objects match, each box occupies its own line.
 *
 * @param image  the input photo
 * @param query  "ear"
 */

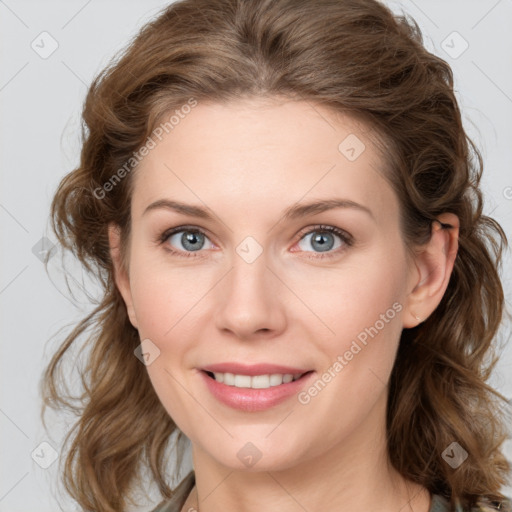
xmin=108 ymin=223 xmax=138 ymax=329
xmin=402 ymin=213 xmax=459 ymax=328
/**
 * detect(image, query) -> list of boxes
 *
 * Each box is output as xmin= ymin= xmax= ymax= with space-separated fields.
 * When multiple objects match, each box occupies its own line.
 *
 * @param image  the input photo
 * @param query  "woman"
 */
xmin=42 ymin=0 xmax=511 ymax=511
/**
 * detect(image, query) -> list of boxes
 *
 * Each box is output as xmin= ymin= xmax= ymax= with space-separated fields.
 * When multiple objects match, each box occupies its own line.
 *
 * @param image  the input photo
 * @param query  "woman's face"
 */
xmin=113 ymin=97 xmax=420 ymax=471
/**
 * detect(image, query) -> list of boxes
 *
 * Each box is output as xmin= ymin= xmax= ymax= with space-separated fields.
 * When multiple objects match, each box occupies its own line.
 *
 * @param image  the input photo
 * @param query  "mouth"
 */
xmin=199 ymin=366 xmax=317 ymax=411
xmin=202 ymin=370 xmax=314 ymax=389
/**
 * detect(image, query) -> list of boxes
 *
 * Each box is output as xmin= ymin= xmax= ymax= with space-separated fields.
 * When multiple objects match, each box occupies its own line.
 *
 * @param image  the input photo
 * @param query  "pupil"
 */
xmin=312 ymin=232 xmax=333 ymax=252
xmin=182 ymin=231 xmax=203 ymax=251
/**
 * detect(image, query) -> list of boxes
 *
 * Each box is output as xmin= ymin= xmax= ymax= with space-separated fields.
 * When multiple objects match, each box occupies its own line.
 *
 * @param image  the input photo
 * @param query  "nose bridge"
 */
xmin=227 ymin=242 xmax=274 ymax=309
xmin=230 ymin=245 xmax=270 ymax=296
xmin=214 ymin=237 xmax=286 ymax=337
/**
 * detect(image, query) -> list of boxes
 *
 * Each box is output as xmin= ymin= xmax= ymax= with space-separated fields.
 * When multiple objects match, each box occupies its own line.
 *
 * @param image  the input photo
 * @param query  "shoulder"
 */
xmin=149 ymin=471 xmax=196 ymax=512
xmin=430 ymin=494 xmax=512 ymax=512
xmin=474 ymin=496 xmax=512 ymax=512
xmin=150 ymin=485 xmax=511 ymax=512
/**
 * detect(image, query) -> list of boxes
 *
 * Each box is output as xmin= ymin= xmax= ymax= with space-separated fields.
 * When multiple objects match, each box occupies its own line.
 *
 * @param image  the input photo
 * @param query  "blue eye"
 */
xmin=161 ymin=227 xmax=215 ymax=257
xmin=159 ymin=224 xmax=353 ymax=259
xmin=296 ymin=225 xmax=353 ymax=258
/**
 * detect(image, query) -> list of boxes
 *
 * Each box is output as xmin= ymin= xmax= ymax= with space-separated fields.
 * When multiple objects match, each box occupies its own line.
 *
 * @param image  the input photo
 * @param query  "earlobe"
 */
xmin=108 ymin=223 xmax=138 ymax=329
xmin=402 ymin=213 xmax=459 ymax=328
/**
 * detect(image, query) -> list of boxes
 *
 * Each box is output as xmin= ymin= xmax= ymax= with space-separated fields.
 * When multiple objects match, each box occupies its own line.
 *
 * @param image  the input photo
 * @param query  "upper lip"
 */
xmin=201 ymin=363 xmax=313 ymax=376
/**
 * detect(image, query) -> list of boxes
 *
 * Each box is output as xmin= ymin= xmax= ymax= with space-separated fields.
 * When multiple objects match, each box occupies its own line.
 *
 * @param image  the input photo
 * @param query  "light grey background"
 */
xmin=1 ymin=1 xmax=511 ymax=510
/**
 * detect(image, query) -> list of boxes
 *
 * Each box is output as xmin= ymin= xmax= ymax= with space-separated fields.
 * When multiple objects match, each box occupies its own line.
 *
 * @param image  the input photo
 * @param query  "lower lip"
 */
xmin=199 ymin=370 xmax=315 ymax=412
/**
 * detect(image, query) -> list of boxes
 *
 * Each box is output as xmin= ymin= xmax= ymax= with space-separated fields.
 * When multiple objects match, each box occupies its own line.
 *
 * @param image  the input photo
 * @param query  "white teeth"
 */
xmin=224 ymin=372 xmax=235 ymax=385
xmin=269 ymin=374 xmax=283 ymax=386
xmin=234 ymin=374 xmax=251 ymax=387
xmin=210 ymin=372 xmax=304 ymax=389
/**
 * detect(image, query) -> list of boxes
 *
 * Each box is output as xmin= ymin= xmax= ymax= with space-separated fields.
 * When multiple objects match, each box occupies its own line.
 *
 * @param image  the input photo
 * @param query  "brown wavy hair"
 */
xmin=41 ymin=0 xmax=511 ymax=510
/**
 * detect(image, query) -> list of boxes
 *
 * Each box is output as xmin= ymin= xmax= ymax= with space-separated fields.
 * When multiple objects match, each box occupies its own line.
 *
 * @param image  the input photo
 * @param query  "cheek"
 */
xmin=128 ymin=248 xmax=205 ymax=342
xmin=292 ymin=245 xmax=407 ymax=407
xmin=292 ymin=290 xmax=404 ymax=451
xmin=127 ymin=258 xmax=202 ymax=426
xmin=292 ymin=246 xmax=406 ymax=345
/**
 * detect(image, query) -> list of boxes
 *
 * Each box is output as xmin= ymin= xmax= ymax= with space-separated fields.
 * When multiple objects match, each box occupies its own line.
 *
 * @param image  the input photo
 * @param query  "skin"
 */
xmin=109 ymin=97 xmax=459 ymax=512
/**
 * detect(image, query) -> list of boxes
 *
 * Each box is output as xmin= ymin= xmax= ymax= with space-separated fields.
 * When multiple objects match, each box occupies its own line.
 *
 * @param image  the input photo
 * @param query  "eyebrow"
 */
xmin=143 ymin=198 xmax=374 ymax=221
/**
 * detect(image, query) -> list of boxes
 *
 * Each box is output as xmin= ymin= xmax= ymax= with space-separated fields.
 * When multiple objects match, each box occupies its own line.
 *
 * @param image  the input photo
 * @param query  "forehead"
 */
xmin=130 ymin=98 xmax=399 ymax=226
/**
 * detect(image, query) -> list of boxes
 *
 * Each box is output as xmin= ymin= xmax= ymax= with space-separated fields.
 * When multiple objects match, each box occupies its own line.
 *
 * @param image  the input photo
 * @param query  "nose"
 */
xmin=214 ymin=249 xmax=287 ymax=341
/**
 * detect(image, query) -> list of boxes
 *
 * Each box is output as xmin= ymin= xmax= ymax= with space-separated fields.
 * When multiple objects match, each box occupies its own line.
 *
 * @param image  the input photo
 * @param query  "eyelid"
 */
xmin=159 ymin=224 xmax=214 ymax=242
xmin=295 ymin=224 xmax=353 ymax=245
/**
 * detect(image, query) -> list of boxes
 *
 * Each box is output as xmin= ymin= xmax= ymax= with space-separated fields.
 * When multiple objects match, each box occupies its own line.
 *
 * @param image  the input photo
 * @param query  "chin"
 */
xmin=201 ymin=435 xmax=313 ymax=473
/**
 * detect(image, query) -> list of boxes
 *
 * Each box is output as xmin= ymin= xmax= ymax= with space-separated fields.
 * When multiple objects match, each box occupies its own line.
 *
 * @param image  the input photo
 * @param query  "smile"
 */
xmin=199 ymin=369 xmax=316 ymax=412
xmin=205 ymin=371 xmax=308 ymax=389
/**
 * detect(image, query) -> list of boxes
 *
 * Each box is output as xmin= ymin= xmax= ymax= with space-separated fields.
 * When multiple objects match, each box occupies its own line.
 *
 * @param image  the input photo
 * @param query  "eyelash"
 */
xmin=158 ymin=224 xmax=354 ymax=260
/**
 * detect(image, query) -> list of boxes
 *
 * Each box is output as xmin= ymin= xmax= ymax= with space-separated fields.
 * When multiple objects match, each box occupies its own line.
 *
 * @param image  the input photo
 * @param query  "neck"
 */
xmin=183 ymin=392 xmax=431 ymax=512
